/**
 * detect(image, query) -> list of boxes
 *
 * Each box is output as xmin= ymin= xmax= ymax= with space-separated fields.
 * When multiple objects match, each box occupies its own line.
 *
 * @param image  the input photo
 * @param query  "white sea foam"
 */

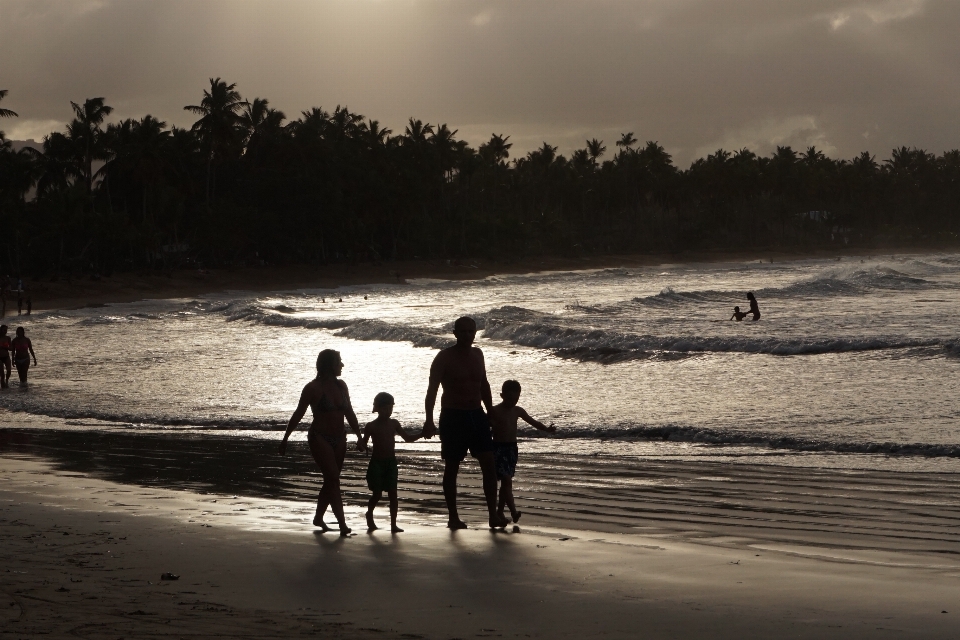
xmin=5 ymin=252 xmax=960 ymax=470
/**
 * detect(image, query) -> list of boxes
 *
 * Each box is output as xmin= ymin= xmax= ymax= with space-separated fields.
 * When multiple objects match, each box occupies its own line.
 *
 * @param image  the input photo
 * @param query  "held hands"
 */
xmin=546 ymin=423 xmax=557 ymax=434
xmin=422 ymin=421 xmax=437 ymax=439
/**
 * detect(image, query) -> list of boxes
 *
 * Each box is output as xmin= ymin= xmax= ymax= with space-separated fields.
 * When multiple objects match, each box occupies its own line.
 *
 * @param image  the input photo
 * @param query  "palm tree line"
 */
xmin=1 ymin=79 xmax=959 ymax=278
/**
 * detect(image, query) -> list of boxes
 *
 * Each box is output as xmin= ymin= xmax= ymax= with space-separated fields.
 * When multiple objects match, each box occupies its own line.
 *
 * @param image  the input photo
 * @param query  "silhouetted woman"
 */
xmin=0 ymin=325 xmax=12 ymax=388
xmin=746 ymin=292 xmax=761 ymax=321
xmin=11 ymin=327 xmax=36 ymax=386
xmin=279 ymin=349 xmax=364 ymax=534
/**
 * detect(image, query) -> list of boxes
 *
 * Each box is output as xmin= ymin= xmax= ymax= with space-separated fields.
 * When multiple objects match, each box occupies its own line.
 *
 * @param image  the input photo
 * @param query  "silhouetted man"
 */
xmin=423 ymin=316 xmax=508 ymax=529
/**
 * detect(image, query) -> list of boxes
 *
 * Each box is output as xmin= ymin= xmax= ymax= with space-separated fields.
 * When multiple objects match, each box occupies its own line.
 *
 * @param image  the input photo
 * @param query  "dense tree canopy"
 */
xmin=0 ymin=79 xmax=959 ymax=277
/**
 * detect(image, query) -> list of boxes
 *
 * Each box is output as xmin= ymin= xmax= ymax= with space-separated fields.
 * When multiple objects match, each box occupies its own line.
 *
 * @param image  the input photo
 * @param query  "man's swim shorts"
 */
xmin=439 ymin=408 xmax=494 ymax=461
xmin=366 ymin=457 xmax=399 ymax=492
xmin=494 ymin=441 xmax=519 ymax=479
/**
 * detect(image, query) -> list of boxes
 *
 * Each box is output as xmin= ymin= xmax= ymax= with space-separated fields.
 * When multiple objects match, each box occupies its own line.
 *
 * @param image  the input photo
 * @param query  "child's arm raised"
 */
xmin=517 ymin=407 xmax=557 ymax=433
xmin=394 ymin=419 xmax=423 ymax=442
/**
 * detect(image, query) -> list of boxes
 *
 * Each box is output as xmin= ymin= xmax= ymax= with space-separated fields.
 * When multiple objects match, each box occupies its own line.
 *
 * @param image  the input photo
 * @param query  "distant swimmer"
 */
xmin=730 ymin=306 xmax=747 ymax=322
xmin=0 ymin=325 xmax=11 ymax=387
xmin=746 ymin=292 xmax=761 ymax=321
xmin=11 ymin=327 xmax=36 ymax=387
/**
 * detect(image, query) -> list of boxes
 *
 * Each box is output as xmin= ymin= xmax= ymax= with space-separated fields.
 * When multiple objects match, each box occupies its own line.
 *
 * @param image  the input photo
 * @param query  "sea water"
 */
xmin=2 ymin=253 xmax=959 ymax=472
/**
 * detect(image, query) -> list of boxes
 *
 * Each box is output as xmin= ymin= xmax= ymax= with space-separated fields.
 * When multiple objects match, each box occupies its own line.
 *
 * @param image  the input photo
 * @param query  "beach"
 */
xmin=3 ymin=251 xmax=960 ymax=638
xmin=3 ymin=444 xmax=959 ymax=639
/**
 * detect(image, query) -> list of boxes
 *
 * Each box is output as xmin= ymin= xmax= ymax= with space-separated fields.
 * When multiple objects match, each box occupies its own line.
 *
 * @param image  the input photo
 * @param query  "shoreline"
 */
xmin=14 ymin=245 xmax=951 ymax=312
xmin=5 ymin=425 xmax=960 ymax=552
xmin=2 ymin=453 xmax=959 ymax=638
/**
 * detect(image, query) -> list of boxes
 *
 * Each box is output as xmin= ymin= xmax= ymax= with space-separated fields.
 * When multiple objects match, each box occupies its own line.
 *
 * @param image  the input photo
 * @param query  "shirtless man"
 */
xmin=423 ymin=316 xmax=508 ymax=529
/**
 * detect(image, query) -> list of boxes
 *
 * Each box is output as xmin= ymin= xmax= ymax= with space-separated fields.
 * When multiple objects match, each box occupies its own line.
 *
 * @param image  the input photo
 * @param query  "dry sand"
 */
xmin=2 ymin=452 xmax=959 ymax=639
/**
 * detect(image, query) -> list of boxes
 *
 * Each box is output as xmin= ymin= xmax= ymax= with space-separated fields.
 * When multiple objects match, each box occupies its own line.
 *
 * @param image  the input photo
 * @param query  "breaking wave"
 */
xmin=628 ymin=266 xmax=939 ymax=309
xmin=218 ymin=299 xmax=954 ymax=360
xmin=3 ymin=396 xmax=960 ymax=459
xmin=527 ymin=422 xmax=960 ymax=458
xmin=482 ymin=306 xmax=946 ymax=358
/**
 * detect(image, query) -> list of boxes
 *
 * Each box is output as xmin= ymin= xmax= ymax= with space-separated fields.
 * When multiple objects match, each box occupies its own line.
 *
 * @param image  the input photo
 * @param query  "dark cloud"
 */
xmin=1 ymin=0 xmax=958 ymax=164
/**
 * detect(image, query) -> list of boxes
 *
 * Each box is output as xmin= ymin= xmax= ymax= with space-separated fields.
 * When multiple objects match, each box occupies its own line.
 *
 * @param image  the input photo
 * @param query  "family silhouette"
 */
xmin=280 ymin=316 xmax=556 ymax=533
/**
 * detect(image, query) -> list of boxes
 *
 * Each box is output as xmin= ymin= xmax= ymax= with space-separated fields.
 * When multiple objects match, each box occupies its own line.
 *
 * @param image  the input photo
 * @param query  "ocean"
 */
xmin=1 ymin=252 xmax=958 ymax=476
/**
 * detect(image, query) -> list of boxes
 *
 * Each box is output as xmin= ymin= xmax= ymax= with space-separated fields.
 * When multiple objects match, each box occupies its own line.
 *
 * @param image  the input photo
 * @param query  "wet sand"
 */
xmin=3 ymin=428 xmax=960 ymax=638
xmin=11 ymin=245 xmax=921 ymax=313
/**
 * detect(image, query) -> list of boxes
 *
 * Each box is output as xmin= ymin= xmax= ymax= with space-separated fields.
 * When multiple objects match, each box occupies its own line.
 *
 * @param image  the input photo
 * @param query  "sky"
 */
xmin=1 ymin=0 xmax=959 ymax=166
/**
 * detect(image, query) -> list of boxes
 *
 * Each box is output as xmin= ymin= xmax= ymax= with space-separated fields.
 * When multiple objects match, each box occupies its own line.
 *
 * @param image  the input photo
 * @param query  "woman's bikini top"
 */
xmin=308 ymin=381 xmax=347 ymax=436
xmin=11 ymin=337 xmax=29 ymax=356
xmin=314 ymin=383 xmax=345 ymax=413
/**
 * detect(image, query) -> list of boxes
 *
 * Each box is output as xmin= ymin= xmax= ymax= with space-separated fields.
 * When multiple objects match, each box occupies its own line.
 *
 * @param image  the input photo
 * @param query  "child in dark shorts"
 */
xmin=359 ymin=392 xmax=423 ymax=533
xmin=488 ymin=380 xmax=556 ymax=524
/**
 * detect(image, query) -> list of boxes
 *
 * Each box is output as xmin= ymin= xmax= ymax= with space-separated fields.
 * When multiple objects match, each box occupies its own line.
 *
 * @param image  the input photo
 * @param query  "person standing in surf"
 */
xmin=423 ymin=316 xmax=508 ymax=529
xmin=0 ymin=325 xmax=12 ymax=387
xmin=746 ymin=292 xmax=761 ymax=321
xmin=279 ymin=349 xmax=365 ymax=535
xmin=11 ymin=327 xmax=36 ymax=387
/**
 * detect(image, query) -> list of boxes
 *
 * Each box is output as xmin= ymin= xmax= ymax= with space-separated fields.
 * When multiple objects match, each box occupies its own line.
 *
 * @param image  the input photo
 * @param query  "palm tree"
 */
xmin=327 ymin=105 xmax=364 ymax=141
xmin=239 ymin=98 xmax=286 ymax=161
xmin=292 ymin=107 xmax=331 ymax=141
xmin=851 ymin=151 xmax=878 ymax=174
xmin=403 ymin=118 xmax=434 ymax=145
xmin=184 ymin=78 xmax=248 ymax=208
xmin=616 ymin=132 xmax=637 ymax=152
xmin=803 ymin=146 xmax=826 ymax=167
xmin=0 ymin=90 xmax=18 ymax=140
xmin=33 ymin=131 xmax=82 ymax=196
xmin=586 ymin=138 xmax=606 ymax=166
xmin=69 ymin=97 xmax=113 ymax=195
xmin=478 ymin=133 xmax=511 ymax=165
xmin=103 ymin=116 xmax=171 ymax=223
xmin=0 ymin=147 xmax=39 ymax=204
xmin=0 ymin=90 xmax=16 ymax=117
xmin=359 ymin=119 xmax=392 ymax=148
xmin=431 ymin=123 xmax=461 ymax=176
xmin=239 ymin=98 xmax=285 ymax=140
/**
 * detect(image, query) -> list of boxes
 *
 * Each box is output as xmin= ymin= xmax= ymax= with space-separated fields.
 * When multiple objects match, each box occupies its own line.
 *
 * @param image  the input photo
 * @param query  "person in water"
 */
xmin=11 ymin=327 xmax=36 ymax=387
xmin=488 ymin=379 xmax=556 ymax=525
xmin=746 ymin=292 xmax=761 ymax=321
xmin=0 ymin=325 xmax=12 ymax=387
xmin=423 ymin=316 xmax=508 ymax=529
xmin=730 ymin=306 xmax=747 ymax=321
xmin=359 ymin=392 xmax=423 ymax=533
xmin=279 ymin=349 xmax=365 ymax=535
